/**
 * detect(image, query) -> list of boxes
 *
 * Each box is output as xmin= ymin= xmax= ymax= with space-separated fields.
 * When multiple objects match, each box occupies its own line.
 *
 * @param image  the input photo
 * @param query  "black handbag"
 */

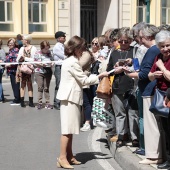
xmin=123 ymin=89 xmax=138 ymax=111
xmin=149 ymin=88 xmax=169 ymax=118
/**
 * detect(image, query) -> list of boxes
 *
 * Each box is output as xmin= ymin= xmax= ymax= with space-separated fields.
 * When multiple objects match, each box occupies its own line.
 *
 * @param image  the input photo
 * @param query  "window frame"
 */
xmin=161 ymin=6 xmax=170 ymax=24
xmin=0 ymin=0 xmax=13 ymax=23
xmin=28 ymin=0 xmax=47 ymax=32
xmin=136 ymin=0 xmax=146 ymax=23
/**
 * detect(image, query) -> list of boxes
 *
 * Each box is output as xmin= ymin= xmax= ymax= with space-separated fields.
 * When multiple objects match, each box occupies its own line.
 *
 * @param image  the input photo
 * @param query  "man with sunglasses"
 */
xmin=53 ymin=31 xmax=66 ymax=110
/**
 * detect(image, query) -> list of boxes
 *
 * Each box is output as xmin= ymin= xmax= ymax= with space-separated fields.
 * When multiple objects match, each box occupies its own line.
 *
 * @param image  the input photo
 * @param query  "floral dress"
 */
xmin=6 ymin=48 xmax=19 ymax=75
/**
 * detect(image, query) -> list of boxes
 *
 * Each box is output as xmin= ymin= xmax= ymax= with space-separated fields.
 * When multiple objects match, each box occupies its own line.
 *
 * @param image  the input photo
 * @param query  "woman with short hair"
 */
xmin=107 ymin=27 xmax=139 ymax=147
xmin=34 ymin=40 xmax=54 ymax=109
xmin=147 ymin=30 xmax=170 ymax=167
xmin=6 ymin=38 xmax=21 ymax=105
xmin=16 ymin=34 xmax=37 ymax=107
xmin=137 ymin=24 xmax=164 ymax=164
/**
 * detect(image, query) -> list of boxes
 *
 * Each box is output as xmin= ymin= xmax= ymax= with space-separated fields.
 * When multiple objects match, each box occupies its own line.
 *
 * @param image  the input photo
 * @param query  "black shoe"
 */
xmin=54 ymin=104 xmax=60 ymax=110
xmin=157 ymin=161 xmax=170 ymax=169
xmin=116 ymin=140 xmax=123 ymax=147
xmin=132 ymin=139 xmax=139 ymax=147
xmin=29 ymin=97 xmax=35 ymax=107
xmin=133 ymin=148 xmax=145 ymax=155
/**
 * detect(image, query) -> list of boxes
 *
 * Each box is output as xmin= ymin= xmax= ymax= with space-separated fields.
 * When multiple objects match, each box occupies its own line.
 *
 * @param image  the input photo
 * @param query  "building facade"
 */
xmin=0 ymin=0 xmax=169 ymax=50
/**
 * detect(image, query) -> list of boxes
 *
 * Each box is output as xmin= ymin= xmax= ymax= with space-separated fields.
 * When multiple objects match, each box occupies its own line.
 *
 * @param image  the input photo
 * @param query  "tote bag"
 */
xmin=91 ymin=97 xmax=115 ymax=129
xmin=149 ymin=88 xmax=169 ymax=118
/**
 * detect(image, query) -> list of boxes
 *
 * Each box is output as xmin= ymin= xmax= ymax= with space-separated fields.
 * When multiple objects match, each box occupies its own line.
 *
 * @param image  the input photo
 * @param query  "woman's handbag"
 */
xmin=96 ymin=77 xmax=112 ymax=99
xmin=91 ymin=97 xmax=115 ymax=129
xmin=20 ymin=64 xmax=34 ymax=74
xmin=149 ymin=88 xmax=169 ymax=118
xmin=123 ymin=89 xmax=138 ymax=111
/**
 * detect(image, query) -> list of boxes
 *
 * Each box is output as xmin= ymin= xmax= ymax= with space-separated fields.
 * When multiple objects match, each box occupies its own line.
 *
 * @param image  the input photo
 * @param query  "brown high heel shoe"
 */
xmin=57 ymin=158 xmax=74 ymax=169
xmin=70 ymin=158 xmax=81 ymax=165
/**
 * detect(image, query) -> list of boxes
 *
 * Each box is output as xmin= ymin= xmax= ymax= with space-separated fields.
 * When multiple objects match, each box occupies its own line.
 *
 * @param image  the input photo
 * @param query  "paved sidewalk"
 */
xmin=1 ymin=74 xmax=163 ymax=170
xmin=107 ymin=135 xmax=160 ymax=170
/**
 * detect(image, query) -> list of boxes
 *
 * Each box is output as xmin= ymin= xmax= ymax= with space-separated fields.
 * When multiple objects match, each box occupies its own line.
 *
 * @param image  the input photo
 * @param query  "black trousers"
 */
xmin=161 ymin=115 xmax=170 ymax=155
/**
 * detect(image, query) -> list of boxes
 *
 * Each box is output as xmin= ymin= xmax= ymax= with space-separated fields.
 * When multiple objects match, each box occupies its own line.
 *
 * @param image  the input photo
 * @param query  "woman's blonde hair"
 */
xmin=22 ymin=34 xmax=32 ymax=43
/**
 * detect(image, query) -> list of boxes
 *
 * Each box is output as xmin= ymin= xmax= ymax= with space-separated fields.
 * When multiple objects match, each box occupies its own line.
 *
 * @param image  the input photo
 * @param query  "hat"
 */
xmin=55 ymin=31 xmax=66 ymax=39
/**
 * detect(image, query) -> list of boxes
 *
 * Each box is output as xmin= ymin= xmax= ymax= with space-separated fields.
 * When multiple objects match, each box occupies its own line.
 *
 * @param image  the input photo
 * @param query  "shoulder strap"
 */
xmin=133 ymin=47 xmax=138 ymax=58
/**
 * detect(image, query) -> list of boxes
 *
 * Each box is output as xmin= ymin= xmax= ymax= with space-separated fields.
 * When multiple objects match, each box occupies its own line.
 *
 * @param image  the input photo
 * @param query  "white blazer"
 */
xmin=57 ymin=56 xmax=99 ymax=105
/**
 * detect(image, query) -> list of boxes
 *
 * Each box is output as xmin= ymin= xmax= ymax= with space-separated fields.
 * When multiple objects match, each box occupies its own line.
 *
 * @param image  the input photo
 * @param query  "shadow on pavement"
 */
xmin=75 ymin=152 xmax=112 ymax=164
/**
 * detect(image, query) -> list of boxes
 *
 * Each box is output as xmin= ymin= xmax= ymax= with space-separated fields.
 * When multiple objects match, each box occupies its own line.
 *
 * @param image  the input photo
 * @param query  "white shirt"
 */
xmin=53 ymin=42 xmax=66 ymax=65
xmin=17 ymin=46 xmax=37 ymax=62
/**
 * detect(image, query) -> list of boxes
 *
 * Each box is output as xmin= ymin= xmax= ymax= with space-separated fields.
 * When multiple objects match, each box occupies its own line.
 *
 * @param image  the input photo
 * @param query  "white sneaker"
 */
xmin=80 ymin=123 xmax=91 ymax=132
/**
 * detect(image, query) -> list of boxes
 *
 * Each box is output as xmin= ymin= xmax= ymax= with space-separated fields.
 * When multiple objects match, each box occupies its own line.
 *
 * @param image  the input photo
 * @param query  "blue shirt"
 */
xmin=53 ymin=42 xmax=65 ymax=65
xmin=138 ymin=45 xmax=160 ymax=96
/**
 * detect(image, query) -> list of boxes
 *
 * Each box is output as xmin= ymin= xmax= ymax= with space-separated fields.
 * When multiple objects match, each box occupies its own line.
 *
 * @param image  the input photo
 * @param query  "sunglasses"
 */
xmin=118 ymin=40 xmax=130 ymax=44
xmin=92 ymin=42 xmax=98 ymax=46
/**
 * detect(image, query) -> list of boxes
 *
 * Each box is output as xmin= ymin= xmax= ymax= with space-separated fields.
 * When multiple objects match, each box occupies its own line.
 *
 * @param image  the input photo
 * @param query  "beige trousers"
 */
xmin=143 ymin=97 xmax=166 ymax=159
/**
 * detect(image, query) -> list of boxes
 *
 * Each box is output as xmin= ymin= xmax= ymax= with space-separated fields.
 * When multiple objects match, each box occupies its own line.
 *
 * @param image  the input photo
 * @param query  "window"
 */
xmin=28 ymin=0 xmax=47 ymax=32
xmin=161 ymin=0 xmax=170 ymax=24
xmin=136 ymin=0 xmax=146 ymax=23
xmin=0 ymin=0 xmax=13 ymax=31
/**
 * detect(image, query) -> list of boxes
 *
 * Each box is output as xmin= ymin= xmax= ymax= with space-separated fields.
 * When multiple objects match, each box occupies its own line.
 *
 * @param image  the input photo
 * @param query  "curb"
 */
xmin=107 ymin=135 xmax=157 ymax=170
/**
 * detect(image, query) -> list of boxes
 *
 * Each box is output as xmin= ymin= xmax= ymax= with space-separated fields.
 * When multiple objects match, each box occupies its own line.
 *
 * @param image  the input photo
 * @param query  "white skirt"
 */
xmin=60 ymin=100 xmax=81 ymax=134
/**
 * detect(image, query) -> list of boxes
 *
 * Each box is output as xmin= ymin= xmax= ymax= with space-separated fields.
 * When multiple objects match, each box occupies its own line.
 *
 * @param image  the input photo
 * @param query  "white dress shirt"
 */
xmin=53 ymin=42 xmax=66 ymax=65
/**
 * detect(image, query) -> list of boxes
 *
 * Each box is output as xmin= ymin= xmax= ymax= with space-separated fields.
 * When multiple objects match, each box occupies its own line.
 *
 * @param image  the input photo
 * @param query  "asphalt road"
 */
xmin=0 ymin=78 xmax=122 ymax=170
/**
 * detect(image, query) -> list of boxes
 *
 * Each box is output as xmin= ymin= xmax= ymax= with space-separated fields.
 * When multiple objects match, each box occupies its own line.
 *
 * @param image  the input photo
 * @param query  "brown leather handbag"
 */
xmin=96 ymin=77 xmax=112 ymax=99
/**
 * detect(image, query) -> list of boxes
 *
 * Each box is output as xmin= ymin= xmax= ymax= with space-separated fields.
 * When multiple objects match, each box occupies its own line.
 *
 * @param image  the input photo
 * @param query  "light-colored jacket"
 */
xmin=79 ymin=51 xmax=93 ymax=89
xmin=57 ymin=56 xmax=99 ymax=105
xmin=17 ymin=46 xmax=37 ymax=62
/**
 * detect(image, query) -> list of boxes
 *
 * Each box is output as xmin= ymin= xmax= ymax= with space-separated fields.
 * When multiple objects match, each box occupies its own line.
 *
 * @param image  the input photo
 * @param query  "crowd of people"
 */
xmin=0 ymin=23 xmax=170 ymax=169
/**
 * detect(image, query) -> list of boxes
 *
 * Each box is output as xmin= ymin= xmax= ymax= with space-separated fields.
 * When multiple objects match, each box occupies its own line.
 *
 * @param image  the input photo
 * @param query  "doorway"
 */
xmin=80 ymin=0 xmax=97 ymax=44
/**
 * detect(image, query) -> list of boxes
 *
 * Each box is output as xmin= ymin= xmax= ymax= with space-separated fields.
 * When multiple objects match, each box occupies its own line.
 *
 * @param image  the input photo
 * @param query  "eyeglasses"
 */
xmin=92 ymin=42 xmax=98 ymax=46
xmin=118 ymin=40 xmax=130 ymax=44
xmin=8 ymin=43 xmax=14 ymax=46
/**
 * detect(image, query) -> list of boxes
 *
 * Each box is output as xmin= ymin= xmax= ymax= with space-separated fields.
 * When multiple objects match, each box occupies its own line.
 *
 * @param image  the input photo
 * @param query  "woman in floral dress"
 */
xmin=5 ymin=38 xmax=20 ymax=105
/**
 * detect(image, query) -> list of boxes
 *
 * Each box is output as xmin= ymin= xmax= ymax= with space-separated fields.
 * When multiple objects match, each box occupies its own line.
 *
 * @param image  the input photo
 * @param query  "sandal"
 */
xmin=116 ymin=139 xmax=123 ymax=147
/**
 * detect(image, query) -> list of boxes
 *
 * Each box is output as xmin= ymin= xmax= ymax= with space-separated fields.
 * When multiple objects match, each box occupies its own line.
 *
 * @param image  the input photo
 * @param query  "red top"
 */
xmin=150 ymin=54 xmax=170 ymax=91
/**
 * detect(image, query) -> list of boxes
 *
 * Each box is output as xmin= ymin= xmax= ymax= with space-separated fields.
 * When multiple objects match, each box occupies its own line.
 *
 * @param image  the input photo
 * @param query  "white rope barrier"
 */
xmin=0 ymin=61 xmax=56 ymax=65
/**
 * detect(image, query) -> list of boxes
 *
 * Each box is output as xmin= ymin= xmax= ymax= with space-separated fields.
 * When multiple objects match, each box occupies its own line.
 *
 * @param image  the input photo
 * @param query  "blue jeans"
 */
xmin=54 ymin=65 xmax=61 ymax=106
xmin=0 ymin=69 xmax=4 ymax=101
xmin=136 ymin=88 xmax=145 ymax=150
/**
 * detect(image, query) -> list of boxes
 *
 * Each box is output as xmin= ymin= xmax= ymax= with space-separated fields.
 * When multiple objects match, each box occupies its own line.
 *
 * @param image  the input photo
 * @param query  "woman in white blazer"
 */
xmin=56 ymin=36 xmax=109 ymax=169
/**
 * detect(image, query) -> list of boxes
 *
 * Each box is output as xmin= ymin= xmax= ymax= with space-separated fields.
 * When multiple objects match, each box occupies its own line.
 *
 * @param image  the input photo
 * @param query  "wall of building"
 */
xmin=97 ymin=0 xmax=119 ymax=35
xmin=0 ymin=0 xmax=165 ymax=52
